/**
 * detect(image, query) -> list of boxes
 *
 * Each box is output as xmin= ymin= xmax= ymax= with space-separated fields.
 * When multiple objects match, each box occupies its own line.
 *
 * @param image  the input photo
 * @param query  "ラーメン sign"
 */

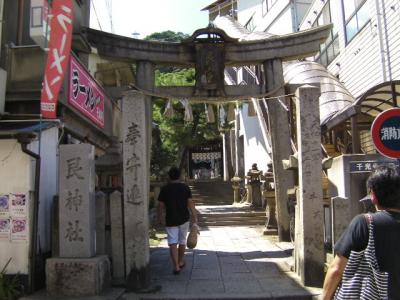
xmin=371 ymin=108 xmax=400 ymax=159
xmin=68 ymin=55 xmax=105 ymax=128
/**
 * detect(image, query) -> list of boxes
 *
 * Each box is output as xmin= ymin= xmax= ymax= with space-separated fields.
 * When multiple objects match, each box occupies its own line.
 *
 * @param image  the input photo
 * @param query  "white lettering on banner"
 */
xmin=57 ymin=6 xmax=72 ymax=32
xmin=68 ymin=55 xmax=106 ymax=128
xmin=50 ymin=48 xmax=66 ymax=73
xmin=40 ymin=0 xmax=74 ymax=119
xmin=41 ymin=103 xmax=56 ymax=111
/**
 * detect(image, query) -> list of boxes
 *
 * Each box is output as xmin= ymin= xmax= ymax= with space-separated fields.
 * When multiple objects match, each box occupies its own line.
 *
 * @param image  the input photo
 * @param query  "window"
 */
xmin=262 ymin=0 xmax=278 ymax=16
xmin=343 ymin=0 xmax=370 ymax=43
xmin=245 ymin=16 xmax=256 ymax=32
xmin=313 ymin=1 xmax=340 ymax=66
xmin=31 ymin=7 xmax=43 ymax=27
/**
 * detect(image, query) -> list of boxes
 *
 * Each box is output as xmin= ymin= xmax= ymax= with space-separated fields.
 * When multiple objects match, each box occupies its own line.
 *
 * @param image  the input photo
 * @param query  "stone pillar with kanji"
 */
xmin=294 ymin=85 xmax=324 ymax=287
xmin=121 ymin=61 xmax=154 ymax=291
xmin=46 ymin=144 xmax=110 ymax=296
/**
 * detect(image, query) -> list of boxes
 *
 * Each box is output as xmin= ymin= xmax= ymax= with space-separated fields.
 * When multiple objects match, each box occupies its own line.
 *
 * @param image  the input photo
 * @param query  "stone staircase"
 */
xmin=189 ymin=180 xmax=267 ymax=227
xmin=323 ymin=143 xmax=341 ymax=157
xmin=188 ymin=180 xmax=234 ymax=206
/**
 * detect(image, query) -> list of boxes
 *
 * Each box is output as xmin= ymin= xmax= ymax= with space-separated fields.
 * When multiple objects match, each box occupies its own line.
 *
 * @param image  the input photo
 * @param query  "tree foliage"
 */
xmin=144 ymin=30 xmax=189 ymax=42
xmin=147 ymin=31 xmax=221 ymax=177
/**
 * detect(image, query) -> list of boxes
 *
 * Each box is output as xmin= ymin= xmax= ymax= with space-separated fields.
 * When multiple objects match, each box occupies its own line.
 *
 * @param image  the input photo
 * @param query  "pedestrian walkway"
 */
xmin=123 ymin=225 xmax=322 ymax=300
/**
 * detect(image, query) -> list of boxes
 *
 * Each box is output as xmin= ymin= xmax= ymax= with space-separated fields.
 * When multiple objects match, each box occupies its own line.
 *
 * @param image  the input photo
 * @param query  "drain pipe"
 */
xmin=16 ymin=133 xmax=40 ymax=294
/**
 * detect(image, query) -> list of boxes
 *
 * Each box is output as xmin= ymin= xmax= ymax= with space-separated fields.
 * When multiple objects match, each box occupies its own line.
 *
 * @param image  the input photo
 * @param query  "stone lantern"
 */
xmin=231 ymin=175 xmax=242 ymax=203
xmin=245 ymin=163 xmax=263 ymax=208
xmin=262 ymin=163 xmax=277 ymax=232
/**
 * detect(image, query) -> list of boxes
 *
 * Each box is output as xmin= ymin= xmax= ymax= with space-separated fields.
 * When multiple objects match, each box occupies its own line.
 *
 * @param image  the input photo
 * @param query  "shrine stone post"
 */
xmin=47 ymin=144 xmax=110 ymax=296
xmin=121 ymin=61 xmax=153 ymax=290
xmin=294 ymin=85 xmax=324 ymax=286
xmin=122 ymin=88 xmax=152 ymax=290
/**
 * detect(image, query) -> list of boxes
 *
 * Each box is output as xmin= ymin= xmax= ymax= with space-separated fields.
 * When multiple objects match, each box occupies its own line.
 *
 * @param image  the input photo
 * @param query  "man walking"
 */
xmin=158 ymin=167 xmax=198 ymax=274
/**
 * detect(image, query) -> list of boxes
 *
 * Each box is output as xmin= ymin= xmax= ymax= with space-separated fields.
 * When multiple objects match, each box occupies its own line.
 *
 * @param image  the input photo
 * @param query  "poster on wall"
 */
xmin=0 ymin=218 xmax=10 ymax=240
xmin=0 ymin=194 xmax=9 ymax=217
xmin=11 ymin=218 xmax=28 ymax=241
xmin=9 ymin=194 xmax=27 ymax=218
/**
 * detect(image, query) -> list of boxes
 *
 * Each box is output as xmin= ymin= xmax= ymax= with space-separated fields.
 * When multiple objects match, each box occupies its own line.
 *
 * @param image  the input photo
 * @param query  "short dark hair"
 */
xmin=367 ymin=166 xmax=400 ymax=209
xmin=168 ymin=167 xmax=180 ymax=180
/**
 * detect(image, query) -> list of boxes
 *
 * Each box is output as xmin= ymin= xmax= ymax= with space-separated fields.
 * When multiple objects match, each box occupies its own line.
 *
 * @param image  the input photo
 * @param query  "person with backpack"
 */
xmin=322 ymin=166 xmax=400 ymax=299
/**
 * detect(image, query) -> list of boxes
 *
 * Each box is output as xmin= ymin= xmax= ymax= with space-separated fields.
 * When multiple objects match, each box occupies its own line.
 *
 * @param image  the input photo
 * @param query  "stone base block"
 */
xmin=46 ymin=255 xmax=110 ymax=296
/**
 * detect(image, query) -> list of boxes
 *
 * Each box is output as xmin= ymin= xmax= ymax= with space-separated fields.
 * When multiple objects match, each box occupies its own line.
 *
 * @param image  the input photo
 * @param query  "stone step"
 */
xmin=199 ymin=219 xmax=267 ymax=225
xmin=199 ymin=212 xmax=266 ymax=218
xmin=193 ymin=199 xmax=233 ymax=204
xmin=198 ymin=209 xmax=267 ymax=227
xmin=200 ymin=220 xmax=266 ymax=226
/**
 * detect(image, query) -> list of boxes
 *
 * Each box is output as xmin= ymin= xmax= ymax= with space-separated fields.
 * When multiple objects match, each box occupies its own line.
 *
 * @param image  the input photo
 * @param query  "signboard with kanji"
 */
xmin=68 ymin=55 xmax=105 ymax=128
xmin=371 ymin=108 xmax=400 ymax=158
xmin=349 ymin=160 xmax=399 ymax=173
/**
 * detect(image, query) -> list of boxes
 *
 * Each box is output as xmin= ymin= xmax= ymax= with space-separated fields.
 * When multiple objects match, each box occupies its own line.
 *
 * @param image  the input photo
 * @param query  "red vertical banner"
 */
xmin=40 ymin=0 xmax=74 ymax=118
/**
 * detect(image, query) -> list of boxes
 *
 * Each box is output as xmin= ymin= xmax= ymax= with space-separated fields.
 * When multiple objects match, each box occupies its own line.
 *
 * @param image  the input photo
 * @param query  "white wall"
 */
xmin=0 ymin=140 xmax=33 ymax=274
xmin=255 ymin=0 xmax=293 ymax=34
xmin=0 ymin=127 xmax=58 ymax=274
xmin=381 ymin=0 xmax=400 ymax=81
xmin=264 ymin=6 xmax=294 ymax=35
xmin=237 ymin=0 xmax=262 ymax=27
xmin=240 ymin=104 xmax=271 ymax=175
xmin=300 ymin=0 xmax=400 ymax=99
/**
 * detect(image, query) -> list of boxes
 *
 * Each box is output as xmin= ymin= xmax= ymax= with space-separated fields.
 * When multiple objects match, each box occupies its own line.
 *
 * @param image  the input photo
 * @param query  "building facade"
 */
xmin=0 ymin=0 xmax=126 ymax=292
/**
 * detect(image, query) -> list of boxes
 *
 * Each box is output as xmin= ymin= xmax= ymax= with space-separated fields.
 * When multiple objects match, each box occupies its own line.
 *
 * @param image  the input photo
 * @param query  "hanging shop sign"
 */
xmin=371 ymin=108 xmax=400 ymax=159
xmin=40 ymin=0 xmax=74 ymax=118
xmin=68 ymin=55 xmax=105 ymax=128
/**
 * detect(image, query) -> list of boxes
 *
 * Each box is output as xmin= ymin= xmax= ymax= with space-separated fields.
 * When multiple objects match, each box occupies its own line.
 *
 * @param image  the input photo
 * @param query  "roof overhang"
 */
xmin=354 ymin=80 xmax=400 ymax=118
xmin=321 ymin=80 xmax=400 ymax=131
xmin=0 ymin=121 xmax=58 ymax=139
xmin=83 ymin=24 xmax=332 ymax=66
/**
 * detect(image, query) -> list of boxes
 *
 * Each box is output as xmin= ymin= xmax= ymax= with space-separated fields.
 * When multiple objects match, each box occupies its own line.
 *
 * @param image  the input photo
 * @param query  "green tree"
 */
xmin=144 ymin=30 xmax=188 ymax=42
xmin=146 ymin=31 xmax=220 ymax=177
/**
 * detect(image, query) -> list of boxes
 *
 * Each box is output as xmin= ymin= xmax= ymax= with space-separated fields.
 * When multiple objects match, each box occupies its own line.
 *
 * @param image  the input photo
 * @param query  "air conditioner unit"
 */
xmin=29 ymin=0 xmax=50 ymax=49
xmin=0 ymin=68 xmax=6 ymax=114
xmin=30 ymin=1 xmax=84 ymax=49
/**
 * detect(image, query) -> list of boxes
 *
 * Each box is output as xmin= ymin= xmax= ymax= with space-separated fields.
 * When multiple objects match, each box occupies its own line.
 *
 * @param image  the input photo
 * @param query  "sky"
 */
xmin=90 ymin=0 xmax=215 ymax=39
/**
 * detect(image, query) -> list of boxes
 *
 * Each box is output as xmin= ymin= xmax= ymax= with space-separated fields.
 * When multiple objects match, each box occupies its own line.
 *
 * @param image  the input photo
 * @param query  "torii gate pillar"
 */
xmin=263 ymin=59 xmax=294 ymax=242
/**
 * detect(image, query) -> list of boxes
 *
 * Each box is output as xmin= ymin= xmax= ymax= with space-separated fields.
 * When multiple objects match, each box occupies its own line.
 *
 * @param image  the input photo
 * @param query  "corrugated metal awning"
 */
xmin=283 ymin=61 xmax=355 ymax=126
xmin=354 ymin=80 xmax=400 ymax=118
xmin=213 ymin=16 xmax=356 ymax=126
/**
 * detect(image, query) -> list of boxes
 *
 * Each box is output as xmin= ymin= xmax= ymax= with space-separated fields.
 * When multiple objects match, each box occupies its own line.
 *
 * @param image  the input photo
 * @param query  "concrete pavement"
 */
xmin=123 ymin=225 xmax=322 ymax=300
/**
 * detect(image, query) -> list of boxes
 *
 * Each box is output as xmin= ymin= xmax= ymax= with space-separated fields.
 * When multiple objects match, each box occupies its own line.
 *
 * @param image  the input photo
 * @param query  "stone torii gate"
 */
xmin=84 ymin=24 xmax=331 ymax=289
